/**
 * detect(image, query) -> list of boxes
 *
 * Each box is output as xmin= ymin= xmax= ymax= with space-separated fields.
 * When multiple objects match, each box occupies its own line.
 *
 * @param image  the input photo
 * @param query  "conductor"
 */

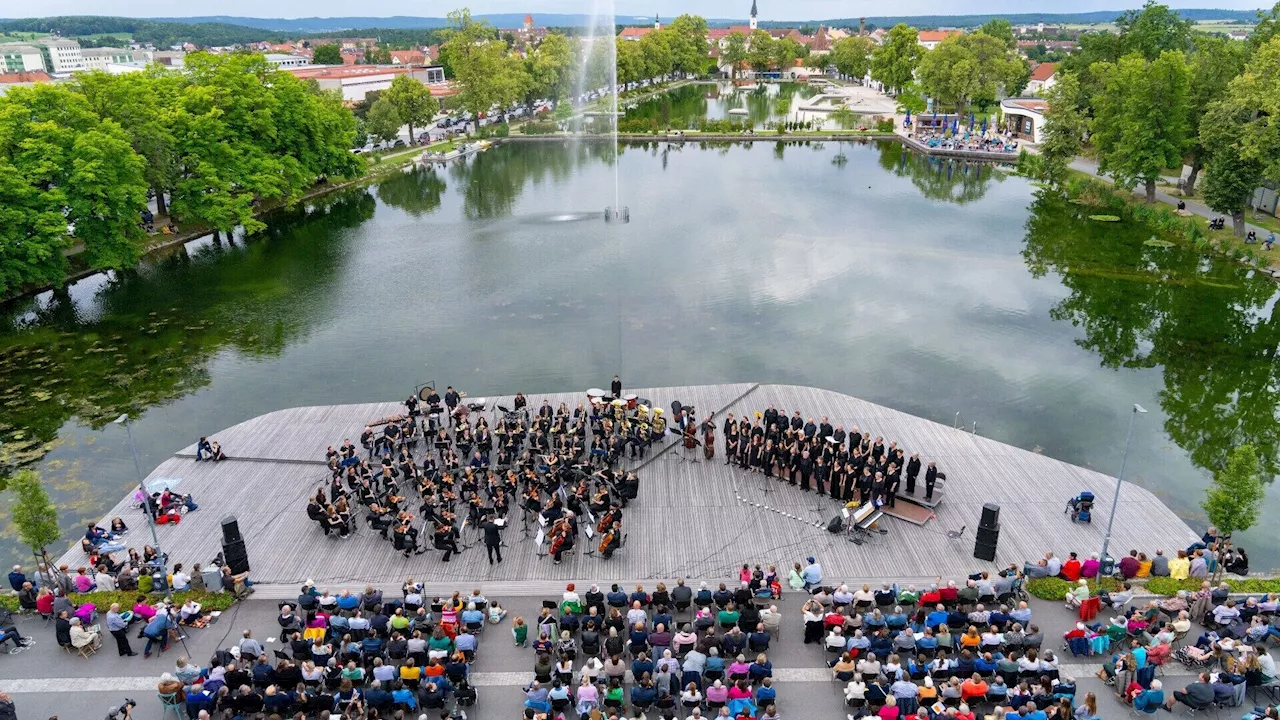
xmin=481 ymin=515 xmax=505 ymax=565
xmin=611 ymin=375 xmax=622 ymax=399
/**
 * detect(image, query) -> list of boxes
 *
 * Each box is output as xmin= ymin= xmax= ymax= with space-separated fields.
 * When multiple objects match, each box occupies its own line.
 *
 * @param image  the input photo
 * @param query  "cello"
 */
xmin=548 ymin=518 xmax=570 ymax=559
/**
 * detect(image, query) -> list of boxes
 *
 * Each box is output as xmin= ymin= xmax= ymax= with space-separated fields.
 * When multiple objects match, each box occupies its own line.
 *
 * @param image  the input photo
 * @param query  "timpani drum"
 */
xmin=587 ymin=388 xmax=606 ymax=404
xmin=624 ymin=393 xmax=638 ymax=410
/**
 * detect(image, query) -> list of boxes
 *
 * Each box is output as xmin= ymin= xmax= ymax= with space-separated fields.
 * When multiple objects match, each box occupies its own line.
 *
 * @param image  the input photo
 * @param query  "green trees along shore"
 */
xmin=0 ymin=53 xmax=364 ymax=298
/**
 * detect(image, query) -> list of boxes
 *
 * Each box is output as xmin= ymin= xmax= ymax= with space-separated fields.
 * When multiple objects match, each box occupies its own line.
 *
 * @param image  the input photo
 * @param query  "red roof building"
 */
xmin=390 ymin=50 xmax=426 ymax=66
xmin=918 ymin=30 xmax=962 ymax=49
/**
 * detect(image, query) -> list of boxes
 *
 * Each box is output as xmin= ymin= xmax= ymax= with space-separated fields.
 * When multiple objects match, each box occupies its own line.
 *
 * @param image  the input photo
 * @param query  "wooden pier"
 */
xmin=61 ymin=383 xmax=1198 ymax=596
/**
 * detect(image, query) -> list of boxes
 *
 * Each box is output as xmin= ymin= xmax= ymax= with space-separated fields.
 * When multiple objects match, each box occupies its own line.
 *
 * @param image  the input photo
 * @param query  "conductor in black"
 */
xmin=481 ymin=514 xmax=504 ymax=564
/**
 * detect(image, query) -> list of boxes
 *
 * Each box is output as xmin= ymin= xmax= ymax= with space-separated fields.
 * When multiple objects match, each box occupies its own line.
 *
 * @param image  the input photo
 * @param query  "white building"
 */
xmin=42 ymin=38 xmax=84 ymax=74
xmin=81 ymin=48 xmax=144 ymax=71
xmin=0 ymin=44 xmax=45 ymax=73
xmin=264 ymin=53 xmax=312 ymax=69
xmin=1026 ymin=62 xmax=1058 ymax=95
xmin=1001 ymin=98 xmax=1047 ymax=144
xmin=285 ymin=65 xmax=447 ymax=103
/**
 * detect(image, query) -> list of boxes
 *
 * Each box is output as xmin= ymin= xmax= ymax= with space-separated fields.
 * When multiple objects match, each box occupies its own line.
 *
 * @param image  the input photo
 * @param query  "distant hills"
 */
xmin=147 ymin=8 xmax=1262 ymax=31
xmin=0 ymin=8 xmax=1261 ymax=48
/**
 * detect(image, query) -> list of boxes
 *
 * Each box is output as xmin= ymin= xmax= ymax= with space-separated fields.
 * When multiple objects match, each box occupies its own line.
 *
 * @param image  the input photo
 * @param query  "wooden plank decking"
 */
xmin=60 ymin=383 xmax=1198 ymax=596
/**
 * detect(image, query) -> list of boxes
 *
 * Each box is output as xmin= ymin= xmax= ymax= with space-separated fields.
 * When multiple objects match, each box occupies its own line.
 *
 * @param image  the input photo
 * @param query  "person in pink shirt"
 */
xmin=727 ymin=657 xmax=751 ymax=682
xmin=705 ymin=679 xmax=729 ymax=706
xmin=73 ymin=567 xmax=96 ymax=593
xmin=133 ymin=598 xmax=157 ymax=621
xmin=877 ymin=695 xmax=901 ymax=720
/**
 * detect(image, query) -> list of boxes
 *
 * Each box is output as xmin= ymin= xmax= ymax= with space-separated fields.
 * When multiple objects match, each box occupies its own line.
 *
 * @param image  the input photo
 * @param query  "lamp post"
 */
xmin=1100 ymin=404 xmax=1147 ymax=568
xmin=114 ymin=414 xmax=172 ymax=602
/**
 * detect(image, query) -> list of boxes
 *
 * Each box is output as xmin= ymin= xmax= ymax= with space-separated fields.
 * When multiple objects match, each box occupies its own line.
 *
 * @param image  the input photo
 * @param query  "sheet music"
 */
xmin=584 ymin=525 xmax=595 ymax=540
xmin=538 ymin=514 xmax=548 ymax=527
xmin=535 ymin=530 xmax=545 ymax=545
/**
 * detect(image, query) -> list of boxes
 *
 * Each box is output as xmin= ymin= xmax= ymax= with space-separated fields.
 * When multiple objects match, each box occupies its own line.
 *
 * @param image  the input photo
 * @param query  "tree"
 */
xmin=979 ymin=18 xmax=1016 ymax=51
xmin=747 ymin=30 xmax=776 ymax=73
xmin=1225 ymin=37 xmax=1280 ymax=184
xmin=917 ymin=39 xmax=977 ymax=115
xmin=1116 ymin=0 xmax=1192 ymax=60
xmin=1090 ymin=51 xmax=1191 ymax=203
xmin=384 ymin=74 xmax=438 ymax=145
xmin=665 ymin=15 xmax=710 ymax=76
xmin=442 ymin=9 xmax=513 ymax=132
xmin=1200 ymin=100 xmax=1262 ymax=236
xmin=0 ymin=83 xmax=148 ymax=296
xmin=523 ymin=32 xmax=574 ymax=112
xmin=830 ymin=36 xmax=875 ymax=81
xmin=773 ymin=37 xmax=804 ymax=74
xmin=364 ymin=46 xmax=392 ymax=65
xmin=1181 ymin=35 xmax=1247 ymax=196
xmin=871 ymin=24 xmax=923 ymax=95
xmin=1251 ymin=1 xmax=1280 ymax=50
xmin=1039 ymin=73 xmax=1089 ymax=182
xmin=1202 ymin=445 xmax=1264 ymax=548
xmin=366 ymin=97 xmax=402 ymax=144
xmin=10 ymin=470 xmax=60 ymax=566
xmin=722 ymin=32 xmax=748 ymax=80
xmin=75 ymin=69 xmax=181 ymax=217
xmin=312 ymin=43 xmax=342 ymax=65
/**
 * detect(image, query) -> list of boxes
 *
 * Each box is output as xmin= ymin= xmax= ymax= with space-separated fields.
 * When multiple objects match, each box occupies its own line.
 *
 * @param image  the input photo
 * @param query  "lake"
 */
xmin=622 ymin=82 xmax=863 ymax=131
xmin=2 ymin=139 xmax=1278 ymax=568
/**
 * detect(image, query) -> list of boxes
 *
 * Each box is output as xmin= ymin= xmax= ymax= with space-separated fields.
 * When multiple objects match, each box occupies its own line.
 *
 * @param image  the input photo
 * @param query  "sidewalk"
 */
xmin=1069 ymin=157 xmax=1273 ymax=240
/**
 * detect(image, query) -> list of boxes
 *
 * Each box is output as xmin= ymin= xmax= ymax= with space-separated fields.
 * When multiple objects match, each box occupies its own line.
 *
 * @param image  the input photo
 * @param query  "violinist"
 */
xmin=433 ymin=518 xmax=460 ymax=563
xmin=393 ymin=515 xmax=421 ymax=558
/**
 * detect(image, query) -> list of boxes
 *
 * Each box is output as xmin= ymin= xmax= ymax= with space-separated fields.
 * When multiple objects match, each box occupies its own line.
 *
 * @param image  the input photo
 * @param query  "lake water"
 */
xmin=623 ymin=82 xmax=861 ymax=131
xmin=2 ymin=139 xmax=1278 ymax=568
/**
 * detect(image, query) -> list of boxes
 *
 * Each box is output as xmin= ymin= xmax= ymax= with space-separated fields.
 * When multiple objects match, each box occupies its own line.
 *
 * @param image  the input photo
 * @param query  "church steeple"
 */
xmin=655 ymin=13 xmax=660 ymax=29
xmin=749 ymin=0 xmax=758 ymax=30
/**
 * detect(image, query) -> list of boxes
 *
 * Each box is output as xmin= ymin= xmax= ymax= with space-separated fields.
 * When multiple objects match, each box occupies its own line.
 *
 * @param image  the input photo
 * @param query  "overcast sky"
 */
xmin=17 ymin=0 xmax=1271 ymax=20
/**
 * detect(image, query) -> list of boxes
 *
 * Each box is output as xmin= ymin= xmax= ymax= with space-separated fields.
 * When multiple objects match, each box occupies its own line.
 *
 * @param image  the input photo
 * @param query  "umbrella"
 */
xmin=145 ymin=477 xmax=183 ymax=493
xmin=904 ymin=108 xmax=911 ymax=127
xmin=981 ymin=117 xmax=988 ymax=134
xmin=969 ymin=113 xmax=975 ymax=130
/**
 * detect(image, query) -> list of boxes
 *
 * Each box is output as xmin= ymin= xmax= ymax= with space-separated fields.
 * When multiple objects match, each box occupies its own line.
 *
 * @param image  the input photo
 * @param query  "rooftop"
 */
xmin=1030 ymin=62 xmax=1059 ymax=81
xmin=60 ymin=383 xmax=1197 ymax=595
xmin=1004 ymin=98 xmax=1049 ymax=113
xmin=918 ymin=30 xmax=963 ymax=43
xmin=0 ymin=71 xmax=51 ymax=84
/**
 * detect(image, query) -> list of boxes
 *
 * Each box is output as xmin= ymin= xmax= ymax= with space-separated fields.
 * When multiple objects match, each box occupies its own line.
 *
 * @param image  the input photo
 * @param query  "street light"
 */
xmin=114 ymin=414 xmax=172 ymax=602
xmin=1100 ymin=403 xmax=1147 ymax=569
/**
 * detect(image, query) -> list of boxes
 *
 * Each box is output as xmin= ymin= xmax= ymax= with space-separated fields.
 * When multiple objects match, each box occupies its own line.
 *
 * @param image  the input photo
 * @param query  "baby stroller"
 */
xmin=1066 ymin=491 xmax=1095 ymax=523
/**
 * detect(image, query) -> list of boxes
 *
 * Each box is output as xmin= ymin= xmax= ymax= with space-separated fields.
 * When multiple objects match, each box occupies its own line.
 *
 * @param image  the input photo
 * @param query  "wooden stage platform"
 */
xmin=61 ymin=383 xmax=1198 ymax=595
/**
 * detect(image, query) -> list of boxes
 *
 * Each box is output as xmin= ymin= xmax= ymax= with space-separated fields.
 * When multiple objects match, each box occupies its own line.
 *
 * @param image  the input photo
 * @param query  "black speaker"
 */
xmin=979 ymin=503 xmax=1001 ymax=530
xmin=222 ymin=539 xmax=250 ymax=574
xmin=975 ymin=524 xmax=1001 ymax=545
xmin=974 ymin=539 xmax=998 ymax=562
xmin=826 ymin=516 xmax=845 ymax=534
xmin=221 ymin=515 xmax=242 ymax=545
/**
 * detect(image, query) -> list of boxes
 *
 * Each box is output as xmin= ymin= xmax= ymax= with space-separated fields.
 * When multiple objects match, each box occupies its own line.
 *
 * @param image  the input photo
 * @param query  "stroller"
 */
xmin=1066 ymin=491 xmax=1095 ymax=523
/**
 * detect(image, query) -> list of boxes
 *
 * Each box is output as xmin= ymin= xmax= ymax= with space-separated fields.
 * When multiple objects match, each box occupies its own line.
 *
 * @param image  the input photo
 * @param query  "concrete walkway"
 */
xmin=1069 ymin=157 xmax=1274 ymax=240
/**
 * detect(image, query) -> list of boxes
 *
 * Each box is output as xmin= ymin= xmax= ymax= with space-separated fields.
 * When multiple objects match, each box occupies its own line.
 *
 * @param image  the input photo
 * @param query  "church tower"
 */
xmin=749 ymin=0 xmax=758 ymax=30
xmin=655 ymin=13 xmax=661 ymax=29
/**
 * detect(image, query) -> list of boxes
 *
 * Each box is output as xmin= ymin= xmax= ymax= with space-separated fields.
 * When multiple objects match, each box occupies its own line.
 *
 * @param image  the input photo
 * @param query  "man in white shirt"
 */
xmin=171 ymin=567 xmax=191 ymax=591
xmin=94 ymin=566 xmax=117 ymax=591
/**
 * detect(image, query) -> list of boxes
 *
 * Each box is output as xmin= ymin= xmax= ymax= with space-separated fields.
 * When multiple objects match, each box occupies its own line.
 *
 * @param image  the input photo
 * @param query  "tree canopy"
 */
xmin=312 ymin=43 xmax=343 ymax=65
xmin=384 ymin=74 xmax=439 ymax=144
xmin=871 ymin=24 xmax=923 ymax=95
xmin=830 ymin=36 xmax=875 ymax=80
xmin=1203 ymin=445 xmax=1264 ymax=539
xmin=1090 ymin=51 xmax=1191 ymax=203
xmin=918 ymin=31 xmax=1026 ymax=114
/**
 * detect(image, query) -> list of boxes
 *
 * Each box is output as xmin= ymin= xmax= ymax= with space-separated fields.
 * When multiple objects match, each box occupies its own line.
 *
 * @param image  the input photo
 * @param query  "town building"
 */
xmin=0 ymin=44 xmax=45 ymax=73
xmin=39 ymin=38 xmax=85 ymax=74
xmin=389 ymin=50 xmax=427 ymax=66
xmin=264 ymin=53 xmax=313 ymax=69
xmin=81 ymin=47 xmax=146 ymax=71
xmin=1001 ymin=97 xmax=1047 ymax=144
xmin=0 ymin=70 xmax=52 ymax=96
xmin=283 ymin=64 xmax=449 ymax=103
xmin=917 ymin=30 xmax=962 ymax=50
xmin=1026 ymin=62 xmax=1058 ymax=94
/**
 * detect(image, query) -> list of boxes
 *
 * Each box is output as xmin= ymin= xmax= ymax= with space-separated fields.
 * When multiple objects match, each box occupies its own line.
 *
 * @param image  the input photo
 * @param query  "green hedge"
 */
xmin=1029 ymin=575 xmax=1280 ymax=599
xmin=522 ymin=120 xmax=560 ymax=135
xmin=1027 ymin=577 xmax=1072 ymax=600
xmin=0 ymin=589 xmax=238 ymax=613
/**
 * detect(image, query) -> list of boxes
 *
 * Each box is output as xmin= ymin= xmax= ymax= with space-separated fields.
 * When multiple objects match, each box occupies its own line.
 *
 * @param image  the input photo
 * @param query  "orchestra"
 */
xmin=305 ymin=383 xmax=649 ymax=565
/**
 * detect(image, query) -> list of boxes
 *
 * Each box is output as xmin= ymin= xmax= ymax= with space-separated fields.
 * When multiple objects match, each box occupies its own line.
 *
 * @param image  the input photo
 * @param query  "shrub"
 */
xmin=0 ymin=588 xmax=238 ymax=612
xmin=875 ymin=118 xmax=896 ymax=133
xmin=1026 ymin=577 xmax=1071 ymax=600
xmin=522 ymin=120 xmax=560 ymax=135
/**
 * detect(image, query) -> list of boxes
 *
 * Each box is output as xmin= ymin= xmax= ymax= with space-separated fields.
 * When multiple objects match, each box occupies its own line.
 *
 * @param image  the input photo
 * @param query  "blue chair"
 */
xmin=157 ymin=691 xmax=184 ymax=719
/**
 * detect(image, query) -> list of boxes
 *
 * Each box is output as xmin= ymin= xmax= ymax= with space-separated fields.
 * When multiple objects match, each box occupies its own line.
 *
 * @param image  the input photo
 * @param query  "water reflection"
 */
xmin=876 ymin=142 xmax=1009 ymax=205
xmin=623 ymin=81 xmax=828 ymax=130
xmin=1022 ymin=192 xmax=1280 ymax=481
